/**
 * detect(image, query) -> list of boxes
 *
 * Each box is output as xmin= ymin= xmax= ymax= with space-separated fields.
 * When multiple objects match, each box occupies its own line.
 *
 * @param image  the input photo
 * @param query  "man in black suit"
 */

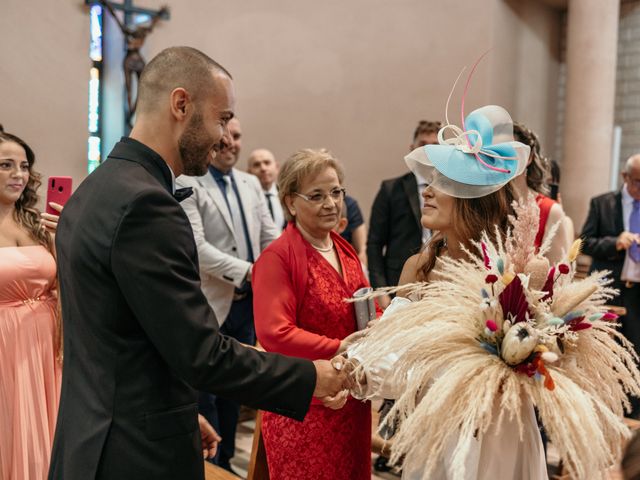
xmin=49 ymin=46 xmax=344 ymax=480
xmin=582 ymin=154 xmax=640 ymax=413
xmin=367 ymin=120 xmax=441 ymax=308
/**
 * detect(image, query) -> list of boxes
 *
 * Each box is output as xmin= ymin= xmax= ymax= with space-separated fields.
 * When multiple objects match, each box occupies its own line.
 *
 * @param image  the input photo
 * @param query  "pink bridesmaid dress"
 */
xmin=0 ymin=246 xmax=61 ymax=480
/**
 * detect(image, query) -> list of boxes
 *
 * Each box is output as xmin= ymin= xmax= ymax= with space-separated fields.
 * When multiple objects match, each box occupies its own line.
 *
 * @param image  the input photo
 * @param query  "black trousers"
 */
xmin=199 ymin=290 xmax=255 ymax=467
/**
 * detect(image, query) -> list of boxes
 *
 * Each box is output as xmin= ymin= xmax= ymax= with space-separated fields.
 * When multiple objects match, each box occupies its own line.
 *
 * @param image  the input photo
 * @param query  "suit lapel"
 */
xmin=234 ymin=172 xmax=261 ymax=248
xmin=197 ymin=172 xmax=234 ymax=234
xmin=614 ymin=190 xmax=624 ymax=233
xmin=402 ymin=173 xmax=421 ymax=229
xmin=234 ymin=172 xmax=259 ymax=254
xmin=234 ymin=172 xmax=254 ymax=232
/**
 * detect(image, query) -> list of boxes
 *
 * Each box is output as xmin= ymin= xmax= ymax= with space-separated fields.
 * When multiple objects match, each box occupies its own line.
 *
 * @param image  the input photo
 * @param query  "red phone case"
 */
xmin=46 ymin=176 xmax=73 ymax=215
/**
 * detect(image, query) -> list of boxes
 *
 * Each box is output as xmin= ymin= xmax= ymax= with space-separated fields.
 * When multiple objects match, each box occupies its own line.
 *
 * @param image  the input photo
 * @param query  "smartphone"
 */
xmin=46 ymin=176 xmax=73 ymax=215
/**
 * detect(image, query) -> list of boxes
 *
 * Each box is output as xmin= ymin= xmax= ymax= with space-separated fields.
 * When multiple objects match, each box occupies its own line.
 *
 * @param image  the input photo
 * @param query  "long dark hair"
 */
xmin=0 ymin=125 xmax=53 ymax=252
xmin=0 ymin=125 xmax=61 ymax=359
xmin=417 ymin=184 xmax=516 ymax=281
xmin=513 ymin=122 xmax=550 ymax=195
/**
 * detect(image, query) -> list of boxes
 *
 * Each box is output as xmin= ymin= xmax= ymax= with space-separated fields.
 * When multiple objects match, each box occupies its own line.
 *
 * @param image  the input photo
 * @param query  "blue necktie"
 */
xmin=630 ymin=199 xmax=640 ymax=262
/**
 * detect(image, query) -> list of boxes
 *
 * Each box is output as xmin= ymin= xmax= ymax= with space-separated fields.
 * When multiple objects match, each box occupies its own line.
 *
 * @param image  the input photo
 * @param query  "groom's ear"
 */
xmin=169 ymin=88 xmax=191 ymax=122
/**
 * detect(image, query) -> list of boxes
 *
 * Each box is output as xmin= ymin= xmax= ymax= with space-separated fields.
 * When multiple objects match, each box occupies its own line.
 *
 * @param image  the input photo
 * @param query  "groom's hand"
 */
xmin=312 ymin=359 xmax=346 ymax=398
xmin=198 ymin=414 xmax=221 ymax=459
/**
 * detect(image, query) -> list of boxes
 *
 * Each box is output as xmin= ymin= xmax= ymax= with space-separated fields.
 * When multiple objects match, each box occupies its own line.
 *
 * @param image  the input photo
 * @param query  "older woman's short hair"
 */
xmin=277 ymin=148 xmax=345 ymax=222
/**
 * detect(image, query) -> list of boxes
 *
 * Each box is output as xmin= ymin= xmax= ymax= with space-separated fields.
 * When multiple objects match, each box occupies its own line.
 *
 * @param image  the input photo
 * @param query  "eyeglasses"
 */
xmin=294 ymin=187 xmax=346 ymax=205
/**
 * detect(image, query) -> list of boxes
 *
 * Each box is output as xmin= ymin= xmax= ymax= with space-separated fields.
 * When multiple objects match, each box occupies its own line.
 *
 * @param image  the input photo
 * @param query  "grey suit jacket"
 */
xmin=176 ymin=168 xmax=279 ymax=323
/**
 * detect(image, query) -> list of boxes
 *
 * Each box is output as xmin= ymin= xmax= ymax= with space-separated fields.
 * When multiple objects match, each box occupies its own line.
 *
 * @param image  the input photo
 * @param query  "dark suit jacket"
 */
xmin=582 ymin=189 xmax=640 ymax=362
xmin=49 ymin=138 xmax=316 ymax=480
xmin=581 ymin=190 xmax=626 ymax=297
xmin=367 ymin=172 xmax=423 ymax=288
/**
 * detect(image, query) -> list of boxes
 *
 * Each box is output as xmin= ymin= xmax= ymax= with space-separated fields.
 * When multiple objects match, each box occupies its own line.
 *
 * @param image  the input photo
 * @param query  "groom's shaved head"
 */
xmin=136 ymin=46 xmax=232 ymax=114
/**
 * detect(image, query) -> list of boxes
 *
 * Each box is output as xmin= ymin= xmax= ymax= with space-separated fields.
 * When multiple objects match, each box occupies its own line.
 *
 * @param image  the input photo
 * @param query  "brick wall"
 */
xmin=615 ymin=0 xmax=640 ymax=176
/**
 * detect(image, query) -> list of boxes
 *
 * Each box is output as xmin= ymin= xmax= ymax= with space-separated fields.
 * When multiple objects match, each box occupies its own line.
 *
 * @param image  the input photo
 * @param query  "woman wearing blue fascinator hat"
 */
xmin=342 ymin=63 xmax=548 ymax=479
xmin=405 ymin=105 xmax=529 ymax=198
xmin=397 ymin=103 xmax=530 ymax=285
xmin=342 ymin=54 xmax=637 ymax=480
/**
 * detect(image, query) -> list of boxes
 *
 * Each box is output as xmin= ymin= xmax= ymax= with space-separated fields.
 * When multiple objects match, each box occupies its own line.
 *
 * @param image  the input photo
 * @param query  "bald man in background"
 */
xmin=248 ymin=148 xmax=286 ymax=232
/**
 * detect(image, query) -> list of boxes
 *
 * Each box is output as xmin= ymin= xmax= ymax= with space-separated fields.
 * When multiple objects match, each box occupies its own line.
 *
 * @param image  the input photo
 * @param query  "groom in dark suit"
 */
xmin=49 ymin=46 xmax=344 ymax=480
xmin=582 ymin=154 xmax=640 ymax=414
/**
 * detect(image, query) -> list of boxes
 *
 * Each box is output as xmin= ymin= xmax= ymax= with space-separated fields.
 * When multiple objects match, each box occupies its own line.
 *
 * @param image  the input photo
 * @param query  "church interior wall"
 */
xmin=0 ymin=0 xmax=89 ymax=196
xmin=1 ymin=0 xmax=565 ymax=220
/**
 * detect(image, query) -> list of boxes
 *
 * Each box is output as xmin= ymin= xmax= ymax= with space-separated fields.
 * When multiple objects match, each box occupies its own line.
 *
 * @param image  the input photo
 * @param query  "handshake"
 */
xmin=311 ymin=321 xmax=376 ymax=409
xmin=312 ymin=355 xmax=365 ymax=410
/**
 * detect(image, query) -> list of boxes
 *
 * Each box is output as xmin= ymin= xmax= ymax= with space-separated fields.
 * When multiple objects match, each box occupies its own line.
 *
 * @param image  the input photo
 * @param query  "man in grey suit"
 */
xmin=176 ymin=117 xmax=278 ymax=473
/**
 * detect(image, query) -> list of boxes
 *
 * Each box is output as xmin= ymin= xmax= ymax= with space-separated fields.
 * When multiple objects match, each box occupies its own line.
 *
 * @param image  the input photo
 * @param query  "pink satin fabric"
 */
xmin=0 ymin=246 xmax=61 ymax=480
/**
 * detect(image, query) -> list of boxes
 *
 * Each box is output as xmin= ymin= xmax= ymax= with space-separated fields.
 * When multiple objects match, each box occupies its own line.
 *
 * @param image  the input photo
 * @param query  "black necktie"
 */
xmin=173 ymin=187 xmax=193 ymax=202
xmin=265 ymin=192 xmax=275 ymax=220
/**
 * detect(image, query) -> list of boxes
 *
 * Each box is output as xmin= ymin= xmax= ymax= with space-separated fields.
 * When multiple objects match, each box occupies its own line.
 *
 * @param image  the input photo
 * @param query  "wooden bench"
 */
xmin=246 ymin=411 xmax=270 ymax=480
xmin=204 ymin=461 xmax=242 ymax=480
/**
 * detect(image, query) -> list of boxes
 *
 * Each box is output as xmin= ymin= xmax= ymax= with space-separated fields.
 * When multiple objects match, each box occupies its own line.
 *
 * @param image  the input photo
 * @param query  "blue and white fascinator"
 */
xmin=406 ymin=58 xmax=530 ymax=198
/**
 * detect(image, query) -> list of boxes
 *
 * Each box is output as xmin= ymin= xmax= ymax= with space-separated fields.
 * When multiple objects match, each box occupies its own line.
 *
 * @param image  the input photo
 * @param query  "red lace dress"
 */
xmin=256 ymin=237 xmax=372 ymax=480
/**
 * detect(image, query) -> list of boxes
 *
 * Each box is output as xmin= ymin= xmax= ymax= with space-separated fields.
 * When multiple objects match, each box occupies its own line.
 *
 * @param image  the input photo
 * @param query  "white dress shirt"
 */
xmin=264 ymin=183 xmax=285 ymax=233
xmin=623 ymin=183 xmax=634 ymax=232
xmin=621 ymin=183 xmax=640 ymax=280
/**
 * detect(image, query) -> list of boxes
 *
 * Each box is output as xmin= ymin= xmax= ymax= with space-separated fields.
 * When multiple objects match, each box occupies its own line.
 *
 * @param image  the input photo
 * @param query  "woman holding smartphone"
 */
xmin=0 ymin=126 xmax=62 ymax=479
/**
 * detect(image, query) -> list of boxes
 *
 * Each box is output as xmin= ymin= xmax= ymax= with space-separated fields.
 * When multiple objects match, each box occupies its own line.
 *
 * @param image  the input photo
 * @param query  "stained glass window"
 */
xmin=88 ymin=5 xmax=103 ymax=174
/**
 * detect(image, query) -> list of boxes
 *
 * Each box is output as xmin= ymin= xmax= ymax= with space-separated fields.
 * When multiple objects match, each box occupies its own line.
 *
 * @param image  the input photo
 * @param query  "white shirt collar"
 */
xmin=622 ymin=183 xmax=636 ymax=232
xmin=622 ymin=183 xmax=634 ymax=205
xmin=166 ymin=164 xmax=176 ymax=194
xmin=265 ymin=183 xmax=278 ymax=195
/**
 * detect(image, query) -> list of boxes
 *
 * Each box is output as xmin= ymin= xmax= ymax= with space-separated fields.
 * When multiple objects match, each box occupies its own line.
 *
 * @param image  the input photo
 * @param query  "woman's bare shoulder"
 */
xmin=399 ymin=251 xmax=429 ymax=286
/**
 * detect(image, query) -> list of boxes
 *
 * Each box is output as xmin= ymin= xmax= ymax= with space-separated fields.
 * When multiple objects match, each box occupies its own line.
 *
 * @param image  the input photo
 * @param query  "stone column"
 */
xmin=562 ymin=0 xmax=619 ymax=231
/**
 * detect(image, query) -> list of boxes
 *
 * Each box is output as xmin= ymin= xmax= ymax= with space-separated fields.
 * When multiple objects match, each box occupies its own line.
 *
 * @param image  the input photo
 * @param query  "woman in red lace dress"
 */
xmin=253 ymin=149 xmax=372 ymax=480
